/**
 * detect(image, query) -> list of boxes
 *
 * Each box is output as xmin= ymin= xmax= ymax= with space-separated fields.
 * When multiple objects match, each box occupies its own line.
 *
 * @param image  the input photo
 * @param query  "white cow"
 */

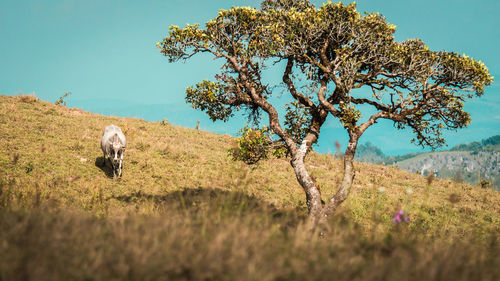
xmin=101 ymin=124 xmax=126 ymax=178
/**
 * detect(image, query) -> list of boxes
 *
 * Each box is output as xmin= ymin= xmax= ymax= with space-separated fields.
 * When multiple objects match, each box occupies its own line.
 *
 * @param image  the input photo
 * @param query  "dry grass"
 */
xmin=1 ymin=204 xmax=498 ymax=281
xmin=16 ymin=93 xmax=39 ymax=104
xmin=1 ymin=94 xmax=499 ymax=280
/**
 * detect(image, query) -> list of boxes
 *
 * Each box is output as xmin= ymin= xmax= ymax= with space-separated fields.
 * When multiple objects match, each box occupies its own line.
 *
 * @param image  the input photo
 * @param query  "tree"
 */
xmin=453 ymin=170 xmax=465 ymax=183
xmin=158 ymin=0 xmax=493 ymax=225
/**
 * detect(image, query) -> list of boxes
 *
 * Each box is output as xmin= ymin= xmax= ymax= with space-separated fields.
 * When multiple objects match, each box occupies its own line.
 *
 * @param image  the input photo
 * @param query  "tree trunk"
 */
xmin=318 ymin=135 xmax=359 ymax=225
xmin=291 ymin=141 xmax=324 ymax=226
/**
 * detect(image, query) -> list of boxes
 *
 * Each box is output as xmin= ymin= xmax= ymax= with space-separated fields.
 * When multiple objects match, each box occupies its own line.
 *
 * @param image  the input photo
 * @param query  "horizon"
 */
xmin=2 ymin=0 xmax=499 ymax=155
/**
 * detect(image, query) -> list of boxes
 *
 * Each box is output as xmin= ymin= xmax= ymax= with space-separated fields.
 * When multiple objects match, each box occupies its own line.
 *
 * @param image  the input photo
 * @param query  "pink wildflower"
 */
xmin=393 ymin=210 xmax=410 ymax=224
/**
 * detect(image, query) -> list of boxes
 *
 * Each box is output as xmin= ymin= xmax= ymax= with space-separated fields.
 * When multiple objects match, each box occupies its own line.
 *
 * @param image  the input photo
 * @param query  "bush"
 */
xmin=229 ymin=126 xmax=272 ymax=165
xmin=480 ymin=178 xmax=491 ymax=189
xmin=55 ymin=92 xmax=72 ymax=106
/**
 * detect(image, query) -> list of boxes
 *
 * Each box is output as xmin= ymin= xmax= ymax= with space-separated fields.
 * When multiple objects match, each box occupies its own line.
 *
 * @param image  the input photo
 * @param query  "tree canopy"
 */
xmin=158 ymin=0 xmax=493 ymax=224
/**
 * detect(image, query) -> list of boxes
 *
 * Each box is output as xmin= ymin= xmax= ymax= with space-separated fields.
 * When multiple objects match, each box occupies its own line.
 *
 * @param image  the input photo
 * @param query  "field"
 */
xmin=0 ymin=95 xmax=499 ymax=281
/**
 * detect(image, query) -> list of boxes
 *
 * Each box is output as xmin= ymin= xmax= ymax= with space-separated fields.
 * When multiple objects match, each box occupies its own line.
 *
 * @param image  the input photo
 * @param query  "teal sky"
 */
xmin=1 ymin=0 xmax=499 ymax=155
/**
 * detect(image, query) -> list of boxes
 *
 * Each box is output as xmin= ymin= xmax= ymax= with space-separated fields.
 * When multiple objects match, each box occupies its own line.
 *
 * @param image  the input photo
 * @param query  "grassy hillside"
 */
xmin=1 ymin=94 xmax=499 ymax=281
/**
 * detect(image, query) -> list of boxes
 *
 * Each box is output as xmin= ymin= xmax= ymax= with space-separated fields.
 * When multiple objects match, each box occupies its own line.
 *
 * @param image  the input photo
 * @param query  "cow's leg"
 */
xmin=119 ymin=154 xmax=124 ymax=177
xmin=118 ymin=160 xmax=122 ymax=177
xmin=110 ymin=160 xmax=116 ymax=179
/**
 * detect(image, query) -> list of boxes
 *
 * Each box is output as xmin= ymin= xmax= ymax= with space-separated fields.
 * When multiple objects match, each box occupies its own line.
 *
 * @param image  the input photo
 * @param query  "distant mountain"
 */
xmin=397 ymin=151 xmax=500 ymax=189
xmin=449 ymin=135 xmax=500 ymax=152
xmin=355 ymin=142 xmax=423 ymax=165
xmin=354 ymin=142 xmax=386 ymax=164
xmin=355 ymin=136 xmax=500 ymax=190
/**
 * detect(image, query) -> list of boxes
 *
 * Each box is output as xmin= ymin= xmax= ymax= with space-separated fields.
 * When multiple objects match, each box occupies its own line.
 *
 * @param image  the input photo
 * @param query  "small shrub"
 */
xmin=160 ymin=119 xmax=169 ymax=126
xmin=228 ymin=126 xmax=271 ymax=165
xmin=480 ymin=179 xmax=491 ymax=189
xmin=54 ymin=92 xmax=72 ymax=106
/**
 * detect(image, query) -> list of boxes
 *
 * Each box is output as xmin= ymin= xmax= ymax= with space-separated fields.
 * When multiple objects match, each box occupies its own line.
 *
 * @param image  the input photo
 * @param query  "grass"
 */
xmin=0 ymin=94 xmax=499 ymax=280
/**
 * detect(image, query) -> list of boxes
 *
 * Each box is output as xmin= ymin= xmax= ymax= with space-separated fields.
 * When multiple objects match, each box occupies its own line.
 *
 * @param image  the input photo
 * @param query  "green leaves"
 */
xmin=159 ymin=0 xmax=493 ymax=153
xmin=382 ymin=41 xmax=493 ymax=149
xmin=156 ymin=24 xmax=210 ymax=63
xmin=185 ymin=80 xmax=233 ymax=122
xmin=261 ymin=0 xmax=314 ymax=11
xmin=436 ymin=51 xmax=493 ymax=96
xmin=284 ymin=101 xmax=311 ymax=145
xmin=338 ymin=103 xmax=361 ymax=130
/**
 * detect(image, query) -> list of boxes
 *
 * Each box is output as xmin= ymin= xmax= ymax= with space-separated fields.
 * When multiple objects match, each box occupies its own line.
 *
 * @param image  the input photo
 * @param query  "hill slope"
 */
xmin=1 ymin=95 xmax=499 ymax=280
xmin=1 ymin=94 xmax=499 ymax=231
xmin=397 ymin=150 xmax=500 ymax=187
xmin=356 ymin=138 xmax=500 ymax=189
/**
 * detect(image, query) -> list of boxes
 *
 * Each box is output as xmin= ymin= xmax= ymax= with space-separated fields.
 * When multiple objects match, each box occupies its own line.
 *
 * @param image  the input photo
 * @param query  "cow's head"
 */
xmin=111 ymin=141 xmax=125 ymax=166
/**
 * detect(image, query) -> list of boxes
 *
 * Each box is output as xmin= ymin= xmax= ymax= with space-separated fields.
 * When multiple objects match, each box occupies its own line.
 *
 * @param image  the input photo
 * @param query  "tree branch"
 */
xmin=283 ymin=58 xmax=316 ymax=109
xmin=317 ymin=79 xmax=340 ymax=116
